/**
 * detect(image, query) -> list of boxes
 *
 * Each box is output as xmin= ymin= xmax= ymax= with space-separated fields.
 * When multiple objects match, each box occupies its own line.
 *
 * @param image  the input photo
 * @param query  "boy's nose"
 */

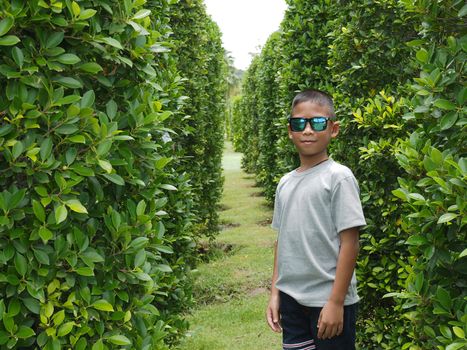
xmin=302 ymin=122 xmax=314 ymax=134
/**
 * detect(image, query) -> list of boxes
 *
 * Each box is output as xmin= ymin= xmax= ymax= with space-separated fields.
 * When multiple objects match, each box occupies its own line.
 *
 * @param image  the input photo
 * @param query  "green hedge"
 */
xmin=0 ymin=1 xmax=226 ymax=348
xmin=233 ymin=0 xmax=466 ymax=348
xmin=169 ymin=0 xmax=227 ymax=239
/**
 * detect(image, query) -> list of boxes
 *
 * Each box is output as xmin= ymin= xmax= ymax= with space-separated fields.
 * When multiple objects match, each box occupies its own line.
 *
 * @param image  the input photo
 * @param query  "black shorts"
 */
xmin=279 ymin=291 xmax=358 ymax=350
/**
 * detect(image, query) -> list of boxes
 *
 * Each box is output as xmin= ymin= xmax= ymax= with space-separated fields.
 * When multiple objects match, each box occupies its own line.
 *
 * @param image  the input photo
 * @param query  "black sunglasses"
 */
xmin=288 ymin=116 xmax=333 ymax=132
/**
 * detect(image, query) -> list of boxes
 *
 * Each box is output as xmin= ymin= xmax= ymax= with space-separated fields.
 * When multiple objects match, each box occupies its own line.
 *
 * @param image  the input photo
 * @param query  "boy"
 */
xmin=266 ymin=89 xmax=366 ymax=350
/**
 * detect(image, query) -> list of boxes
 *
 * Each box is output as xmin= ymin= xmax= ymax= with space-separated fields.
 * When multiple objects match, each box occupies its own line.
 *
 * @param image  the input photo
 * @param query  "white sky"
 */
xmin=203 ymin=0 xmax=287 ymax=70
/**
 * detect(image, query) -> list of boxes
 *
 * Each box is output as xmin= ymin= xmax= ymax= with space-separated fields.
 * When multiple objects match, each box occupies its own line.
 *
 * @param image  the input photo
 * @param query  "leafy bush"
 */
xmin=386 ymin=1 xmax=467 ymax=348
xmin=0 ymin=0 xmax=226 ymax=348
xmin=169 ymin=0 xmax=227 ymax=239
xmin=232 ymin=0 xmax=466 ymax=348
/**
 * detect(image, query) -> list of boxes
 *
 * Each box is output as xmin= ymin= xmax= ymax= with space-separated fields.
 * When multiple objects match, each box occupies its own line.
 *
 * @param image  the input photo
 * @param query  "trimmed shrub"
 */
xmin=232 ymin=0 xmax=466 ymax=348
xmin=0 ymin=1 xmax=227 ymax=348
xmin=169 ymin=0 xmax=228 ymax=239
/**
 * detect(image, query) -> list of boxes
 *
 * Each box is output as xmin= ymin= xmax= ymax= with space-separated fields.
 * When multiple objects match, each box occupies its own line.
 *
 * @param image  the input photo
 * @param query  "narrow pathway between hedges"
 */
xmin=176 ymin=141 xmax=282 ymax=349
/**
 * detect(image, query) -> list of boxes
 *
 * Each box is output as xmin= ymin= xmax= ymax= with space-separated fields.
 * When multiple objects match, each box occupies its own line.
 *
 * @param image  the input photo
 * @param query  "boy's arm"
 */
xmin=317 ymin=227 xmax=360 ymax=339
xmin=266 ymin=240 xmax=282 ymax=332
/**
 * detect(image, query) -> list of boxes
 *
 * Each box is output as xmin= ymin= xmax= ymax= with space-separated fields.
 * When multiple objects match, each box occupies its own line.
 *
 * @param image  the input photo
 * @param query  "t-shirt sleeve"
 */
xmin=271 ymin=186 xmax=282 ymax=231
xmin=331 ymin=175 xmax=366 ymax=233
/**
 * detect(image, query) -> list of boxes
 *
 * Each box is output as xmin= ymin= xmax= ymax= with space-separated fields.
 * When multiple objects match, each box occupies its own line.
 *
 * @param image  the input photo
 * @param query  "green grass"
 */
xmin=176 ymin=142 xmax=282 ymax=349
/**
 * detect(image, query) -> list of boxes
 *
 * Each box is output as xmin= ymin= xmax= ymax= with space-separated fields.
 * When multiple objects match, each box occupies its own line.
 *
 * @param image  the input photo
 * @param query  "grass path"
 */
xmin=176 ymin=142 xmax=282 ymax=349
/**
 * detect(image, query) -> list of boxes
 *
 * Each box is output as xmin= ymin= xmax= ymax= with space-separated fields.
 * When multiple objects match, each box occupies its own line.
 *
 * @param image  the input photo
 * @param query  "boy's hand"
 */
xmin=317 ymin=300 xmax=344 ymax=339
xmin=266 ymin=294 xmax=282 ymax=332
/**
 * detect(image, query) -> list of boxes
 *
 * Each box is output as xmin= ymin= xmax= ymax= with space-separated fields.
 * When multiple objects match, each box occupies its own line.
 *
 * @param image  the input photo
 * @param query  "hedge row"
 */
xmin=233 ymin=0 xmax=466 ymax=349
xmin=170 ymin=0 xmax=227 ymax=239
xmin=0 ymin=1 xmax=226 ymax=349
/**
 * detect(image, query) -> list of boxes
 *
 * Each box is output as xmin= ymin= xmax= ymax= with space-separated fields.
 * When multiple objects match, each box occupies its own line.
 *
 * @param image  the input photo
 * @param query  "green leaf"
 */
xmin=40 ymin=138 xmax=53 ymax=161
xmin=0 ymin=334 xmax=10 ymax=346
xmin=155 ymin=245 xmax=173 ymax=254
xmin=155 ymin=264 xmax=172 ymax=272
xmin=22 ymin=298 xmax=40 ymax=314
xmin=106 ymin=100 xmax=118 ymax=119
xmin=79 ymin=9 xmax=97 ymax=20
xmin=457 ymin=87 xmax=467 ymax=105
xmin=132 ymin=9 xmax=151 ymax=20
xmin=56 ymin=95 xmax=81 ymax=105
xmin=71 ymin=1 xmax=81 ymax=16
xmin=434 ymin=99 xmax=457 ymax=110
xmin=96 ymin=140 xmax=112 ymax=156
xmin=460 ymin=248 xmax=467 ymax=258
xmin=0 ymin=124 xmax=13 ymax=137
xmin=440 ymin=112 xmax=458 ymax=130
xmin=55 ymin=205 xmax=68 ymax=224
xmin=436 ymin=287 xmax=452 ymax=310
xmin=91 ymin=339 xmax=104 ymax=350
xmin=160 ymin=184 xmax=177 ymax=191
xmin=12 ymin=140 xmax=24 ymax=159
xmin=57 ymin=53 xmax=81 ymax=65
xmin=81 ymin=90 xmax=95 ymax=108
xmin=70 ymin=165 xmax=94 ymax=176
xmin=129 ymin=237 xmax=149 ymax=250
xmin=107 ymin=335 xmax=131 ymax=346
xmin=446 ymin=343 xmax=467 ymax=350
xmin=79 ymin=62 xmax=103 ymax=74
xmin=76 ymin=267 xmax=94 ymax=276
xmin=80 ymin=250 xmax=104 ymax=263
xmin=392 ymin=189 xmax=408 ymax=201
xmin=56 ymin=124 xmax=78 ymax=135
xmin=3 ymin=315 xmax=14 ymax=333
xmin=65 ymin=199 xmax=88 ymax=214
xmin=416 ymin=48 xmax=428 ymax=63
xmin=16 ymin=326 xmax=35 ymax=339
xmin=0 ymin=17 xmax=14 ymax=37
xmin=408 ymin=193 xmax=425 ymax=201
xmin=32 ymin=200 xmax=46 ymax=223
xmin=46 ymin=32 xmax=64 ymax=49
xmin=67 ymin=147 xmax=78 ymax=164
xmin=54 ymin=77 xmax=83 ymax=89
xmin=12 ymin=47 xmax=24 ymax=67
xmin=9 ymin=189 xmax=25 ymax=209
xmin=68 ymin=135 xmax=86 ymax=143
xmin=452 ymin=326 xmax=465 ymax=339
xmin=39 ymin=227 xmax=53 ymax=243
xmin=0 ymin=35 xmax=20 ymax=46
xmin=437 ymin=213 xmax=458 ymax=224
xmin=14 ymin=253 xmax=27 ymax=276
xmin=92 ymin=300 xmax=114 ymax=312
xmin=134 ymin=249 xmax=146 ymax=267
xmin=33 ymin=249 xmax=50 ymax=265
xmin=98 ymin=159 xmax=112 ymax=173
xmin=57 ymin=322 xmax=74 ymax=337
xmin=458 ymin=3 xmax=467 ymax=17
xmin=102 ymin=173 xmax=125 ymax=186
xmin=99 ymin=37 xmax=123 ymax=49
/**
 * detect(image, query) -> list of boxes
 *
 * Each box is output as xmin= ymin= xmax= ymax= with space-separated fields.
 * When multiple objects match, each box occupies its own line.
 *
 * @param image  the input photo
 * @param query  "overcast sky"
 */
xmin=203 ymin=0 xmax=287 ymax=71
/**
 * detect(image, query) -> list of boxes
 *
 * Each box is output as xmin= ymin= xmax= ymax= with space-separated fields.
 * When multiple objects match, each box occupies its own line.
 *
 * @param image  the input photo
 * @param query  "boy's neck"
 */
xmin=297 ymin=153 xmax=329 ymax=172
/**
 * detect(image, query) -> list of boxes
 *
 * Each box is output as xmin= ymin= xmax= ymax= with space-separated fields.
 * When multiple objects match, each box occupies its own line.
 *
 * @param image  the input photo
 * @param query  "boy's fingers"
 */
xmin=317 ymin=312 xmax=323 ymax=338
xmin=271 ymin=308 xmax=282 ymax=332
xmin=337 ymin=323 xmax=344 ymax=336
xmin=266 ymin=307 xmax=281 ymax=332
xmin=266 ymin=308 xmax=273 ymax=328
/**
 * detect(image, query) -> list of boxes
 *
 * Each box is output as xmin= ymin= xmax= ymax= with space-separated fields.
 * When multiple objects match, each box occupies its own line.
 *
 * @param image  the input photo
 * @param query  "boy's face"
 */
xmin=288 ymin=101 xmax=339 ymax=160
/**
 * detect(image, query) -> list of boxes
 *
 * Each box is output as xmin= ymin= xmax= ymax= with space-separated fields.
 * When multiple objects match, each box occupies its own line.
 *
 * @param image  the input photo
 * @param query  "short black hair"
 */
xmin=291 ymin=89 xmax=335 ymax=117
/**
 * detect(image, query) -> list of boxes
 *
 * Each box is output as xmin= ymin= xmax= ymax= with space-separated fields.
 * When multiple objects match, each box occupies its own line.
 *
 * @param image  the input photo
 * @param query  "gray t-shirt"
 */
xmin=272 ymin=159 xmax=366 ymax=307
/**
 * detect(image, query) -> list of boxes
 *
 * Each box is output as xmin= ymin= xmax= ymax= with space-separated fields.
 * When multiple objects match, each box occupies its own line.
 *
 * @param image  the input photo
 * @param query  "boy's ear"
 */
xmin=288 ymin=125 xmax=293 ymax=139
xmin=331 ymin=120 xmax=340 ymax=138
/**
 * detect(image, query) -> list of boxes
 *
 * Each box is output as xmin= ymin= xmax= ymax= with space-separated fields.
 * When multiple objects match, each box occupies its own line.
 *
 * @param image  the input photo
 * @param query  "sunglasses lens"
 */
xmin=312 ymin=118 xmax=327 ymax=131
xmin=290 ymin=118 xmax=306 ymax=131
